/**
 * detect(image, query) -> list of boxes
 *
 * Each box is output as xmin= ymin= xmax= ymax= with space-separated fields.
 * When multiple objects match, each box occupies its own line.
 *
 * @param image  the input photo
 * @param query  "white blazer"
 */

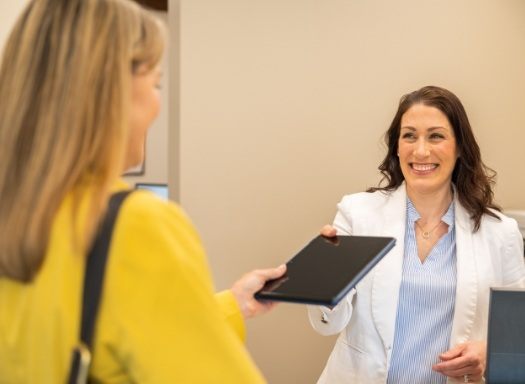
xmin=308 ymin=185 xmax=525 ymax=384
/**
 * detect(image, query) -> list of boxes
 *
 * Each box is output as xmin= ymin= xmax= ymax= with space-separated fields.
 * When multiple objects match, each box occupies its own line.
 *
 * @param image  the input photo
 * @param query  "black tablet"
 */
xmin=255 ymin=235 xmax=396 ymax=306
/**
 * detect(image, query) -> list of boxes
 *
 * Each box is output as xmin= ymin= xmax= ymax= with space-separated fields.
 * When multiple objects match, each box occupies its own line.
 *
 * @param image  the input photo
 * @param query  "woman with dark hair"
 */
xmin=308 ymin=86 xmax=525 ymax=384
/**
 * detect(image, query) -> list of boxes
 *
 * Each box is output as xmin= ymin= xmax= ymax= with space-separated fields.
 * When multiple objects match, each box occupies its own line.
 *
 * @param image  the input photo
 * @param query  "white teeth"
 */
xmin=412 ymin=163 xmax=436 ymax=171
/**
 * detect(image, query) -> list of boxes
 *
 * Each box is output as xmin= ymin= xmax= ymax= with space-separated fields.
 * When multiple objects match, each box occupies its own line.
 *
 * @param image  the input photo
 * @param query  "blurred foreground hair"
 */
xmin=0 ymin=0 xmax=164 ymax=281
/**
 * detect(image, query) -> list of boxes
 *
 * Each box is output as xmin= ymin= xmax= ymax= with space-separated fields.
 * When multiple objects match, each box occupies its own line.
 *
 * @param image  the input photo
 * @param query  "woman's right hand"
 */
xmin=231 ymin=264 xmax=287 ymax=319
xmin=321 ymin=224 xmax=337 ymax=237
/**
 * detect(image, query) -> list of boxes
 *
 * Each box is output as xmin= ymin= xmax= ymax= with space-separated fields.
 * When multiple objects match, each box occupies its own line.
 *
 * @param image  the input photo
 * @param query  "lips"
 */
xmin=410 ymin=163 xmax=438 ymax=172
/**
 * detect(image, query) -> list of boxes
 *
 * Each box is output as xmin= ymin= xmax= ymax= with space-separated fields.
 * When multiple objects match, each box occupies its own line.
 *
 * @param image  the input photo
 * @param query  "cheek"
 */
xmin=397 ymin=148 xmax=411 ymax=172
xmin=130 ymin=92 xmax=160 ymax=133
xmin=438 ymin=144 xmax=458 ymax=164
xmin=150 ymin=92 xmax=160 ymax=121
xmin=141 ymin=90 xmax=160 ymax=129
xmin=397 ymin=142 xmax=411 ymax=159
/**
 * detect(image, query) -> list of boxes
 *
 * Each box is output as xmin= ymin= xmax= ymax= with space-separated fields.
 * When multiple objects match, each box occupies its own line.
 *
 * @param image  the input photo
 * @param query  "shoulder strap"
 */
xmin=81 ymin=190 xmax=132 ymax=347
xmin=68 ymin=190 xmax=132 ymax=384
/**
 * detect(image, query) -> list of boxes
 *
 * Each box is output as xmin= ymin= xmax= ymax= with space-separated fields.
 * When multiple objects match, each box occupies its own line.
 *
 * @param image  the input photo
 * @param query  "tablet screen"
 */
xmin=255 ymin=235 xmax=396 ymax=306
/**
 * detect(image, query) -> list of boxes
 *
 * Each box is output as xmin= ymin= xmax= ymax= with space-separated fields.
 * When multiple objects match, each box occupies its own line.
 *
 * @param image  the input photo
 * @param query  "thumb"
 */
xmin=440 ymin=344 xmax=465 ymax=361
xmin=258 ymin=264 xmax=287 ymax=281
xmin=321 ymin=225 xmax=337 ymax=237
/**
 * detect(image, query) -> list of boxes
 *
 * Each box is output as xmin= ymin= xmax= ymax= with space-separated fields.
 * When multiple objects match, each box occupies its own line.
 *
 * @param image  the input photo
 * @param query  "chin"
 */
xmin=123 ymin=156 xmax=144 ymax=173
xmin=407 ymin=179 xmax=451 ymax=194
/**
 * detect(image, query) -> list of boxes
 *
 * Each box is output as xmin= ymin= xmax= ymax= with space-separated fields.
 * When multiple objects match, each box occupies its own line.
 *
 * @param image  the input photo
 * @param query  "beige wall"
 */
xmin=0 ymin=1 xmax=29 ymax=54
xmin=172 ymin=0 xmax=525 ymax=382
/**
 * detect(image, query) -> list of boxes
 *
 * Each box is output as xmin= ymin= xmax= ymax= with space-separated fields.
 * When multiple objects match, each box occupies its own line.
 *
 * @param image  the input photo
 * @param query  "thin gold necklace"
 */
xmin=415 ymin=220 xmax=442 ymax=240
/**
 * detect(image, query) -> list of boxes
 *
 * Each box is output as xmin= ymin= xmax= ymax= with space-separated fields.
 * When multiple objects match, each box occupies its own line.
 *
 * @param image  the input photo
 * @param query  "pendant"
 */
xmin=422 ymin=231 xmax=430 ymax=239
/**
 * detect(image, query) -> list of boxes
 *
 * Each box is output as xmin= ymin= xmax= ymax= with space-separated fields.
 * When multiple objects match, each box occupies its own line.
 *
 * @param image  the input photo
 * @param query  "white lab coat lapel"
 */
xmin=371 ymin=186 xmax=408 ymax=351
xmin=449 ymin=196 xmax=478 ymax=346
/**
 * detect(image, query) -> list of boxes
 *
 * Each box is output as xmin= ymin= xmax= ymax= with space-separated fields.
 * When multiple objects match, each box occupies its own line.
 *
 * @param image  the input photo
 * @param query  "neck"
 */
xmin=406 ymin=184 xmax=453 ymax=222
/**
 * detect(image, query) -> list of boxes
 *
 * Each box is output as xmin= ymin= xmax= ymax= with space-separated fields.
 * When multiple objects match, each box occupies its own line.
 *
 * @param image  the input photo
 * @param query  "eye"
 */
xmin=429 ymin=133 xmax=445 ymax=140
xmin=401 ymin=132 xmax=415 ymax=140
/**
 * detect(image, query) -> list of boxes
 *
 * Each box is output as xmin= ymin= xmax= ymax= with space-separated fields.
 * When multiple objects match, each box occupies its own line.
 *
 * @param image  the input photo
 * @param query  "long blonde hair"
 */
xmin=0 ymin=0 xmax=164 ymax=281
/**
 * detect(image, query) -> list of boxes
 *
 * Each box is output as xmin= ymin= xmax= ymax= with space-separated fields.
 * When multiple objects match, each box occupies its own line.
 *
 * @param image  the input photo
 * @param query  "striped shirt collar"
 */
xmin=407 ymin=198 xmax=455 ymax=232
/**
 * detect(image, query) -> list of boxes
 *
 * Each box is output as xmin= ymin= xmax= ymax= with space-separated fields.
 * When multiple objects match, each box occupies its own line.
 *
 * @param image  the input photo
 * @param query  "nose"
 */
xmin=413 ymin=138 xmax=430 ymax=157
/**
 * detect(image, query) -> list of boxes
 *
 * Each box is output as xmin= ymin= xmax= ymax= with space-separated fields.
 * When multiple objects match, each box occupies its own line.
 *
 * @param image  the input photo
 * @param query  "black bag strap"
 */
xmin=68 ymin=190 xmax=132 ymax=384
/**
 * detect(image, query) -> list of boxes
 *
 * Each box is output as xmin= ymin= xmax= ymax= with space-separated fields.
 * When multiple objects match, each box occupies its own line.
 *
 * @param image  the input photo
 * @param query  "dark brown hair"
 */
xmin=368 ymin=85 xmax=500 ymax=231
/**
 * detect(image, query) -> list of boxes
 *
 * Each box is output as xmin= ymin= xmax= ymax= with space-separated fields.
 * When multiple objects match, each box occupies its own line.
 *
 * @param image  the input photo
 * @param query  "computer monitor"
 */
xmin=485 ymin=288 xmax=525 ymax=383
xmin=135 ymin=183 xmax=169 ymax=200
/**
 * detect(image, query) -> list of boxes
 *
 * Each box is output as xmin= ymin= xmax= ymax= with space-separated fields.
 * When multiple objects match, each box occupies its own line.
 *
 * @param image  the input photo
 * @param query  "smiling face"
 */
xmin=398 ymin=103 xmax=458 ymax=196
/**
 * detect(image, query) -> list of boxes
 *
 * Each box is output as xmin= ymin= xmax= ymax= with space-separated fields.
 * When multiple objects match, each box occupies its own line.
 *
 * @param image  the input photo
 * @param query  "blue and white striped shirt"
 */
xmin=387 ymin=199 xmax=457 ymax=384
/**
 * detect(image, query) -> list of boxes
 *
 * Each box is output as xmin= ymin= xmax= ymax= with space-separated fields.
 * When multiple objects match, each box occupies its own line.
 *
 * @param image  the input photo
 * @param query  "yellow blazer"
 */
xmin=0 ymin=180 xmax=265 ymax=383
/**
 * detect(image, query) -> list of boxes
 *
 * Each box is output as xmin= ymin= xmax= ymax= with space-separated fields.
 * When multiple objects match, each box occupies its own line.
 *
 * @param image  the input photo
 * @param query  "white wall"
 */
xmin=172 ymin=1 xmax=525 ymax=383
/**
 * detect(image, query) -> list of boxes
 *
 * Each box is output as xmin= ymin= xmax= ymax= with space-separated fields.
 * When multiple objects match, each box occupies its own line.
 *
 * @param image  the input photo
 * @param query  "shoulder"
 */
xmin=479 ymin=209 xmax=520 ymax=235
xmin=118 ymin=190 xmax=199 ymax=242
xmin=338 ymin=189 xmax=396 ymax=214
xmin=472 ymin=208 xmax=523 ymax=255
xmin=103 ymin=189 xmax=215 ymax=314
xmin=110 ymin=190 xmax=207 ymax=276
xmin=120 ymin=190 xmax=190 ymax=226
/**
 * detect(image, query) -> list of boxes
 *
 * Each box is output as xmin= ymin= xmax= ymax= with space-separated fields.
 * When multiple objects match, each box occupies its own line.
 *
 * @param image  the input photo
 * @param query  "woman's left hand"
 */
xmin=432 ymin=340 xmax=486 ymax=382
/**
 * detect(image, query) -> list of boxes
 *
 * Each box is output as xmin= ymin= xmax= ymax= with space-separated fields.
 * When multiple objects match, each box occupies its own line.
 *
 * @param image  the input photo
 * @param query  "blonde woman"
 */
xmin=0 ymin=0 xmax=284 ymax=382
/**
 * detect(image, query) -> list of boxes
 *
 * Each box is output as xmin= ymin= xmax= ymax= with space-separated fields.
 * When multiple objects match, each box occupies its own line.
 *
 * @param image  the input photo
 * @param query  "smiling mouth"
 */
xmin=410 ymin=163 xmax=438 ymax=172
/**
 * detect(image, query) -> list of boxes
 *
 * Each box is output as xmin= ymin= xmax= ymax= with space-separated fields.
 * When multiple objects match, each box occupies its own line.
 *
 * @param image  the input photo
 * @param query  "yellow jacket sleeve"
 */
xmin=215 ymin=290 xmax=246 ymax=342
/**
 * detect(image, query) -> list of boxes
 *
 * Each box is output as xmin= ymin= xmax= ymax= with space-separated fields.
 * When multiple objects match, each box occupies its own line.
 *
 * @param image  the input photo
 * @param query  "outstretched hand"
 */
xmin=231 ymin=264 xmax=287 ymax=319
xmin=231 ymin=224 xmax=334 ymax=319
xmin=432 ymin=341 xmax=486 ymax=382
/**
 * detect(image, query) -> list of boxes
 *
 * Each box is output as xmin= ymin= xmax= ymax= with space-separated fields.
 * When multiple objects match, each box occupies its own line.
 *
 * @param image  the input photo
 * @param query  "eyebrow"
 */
xmin=400 ymin=126 xmax=447 ymax=131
